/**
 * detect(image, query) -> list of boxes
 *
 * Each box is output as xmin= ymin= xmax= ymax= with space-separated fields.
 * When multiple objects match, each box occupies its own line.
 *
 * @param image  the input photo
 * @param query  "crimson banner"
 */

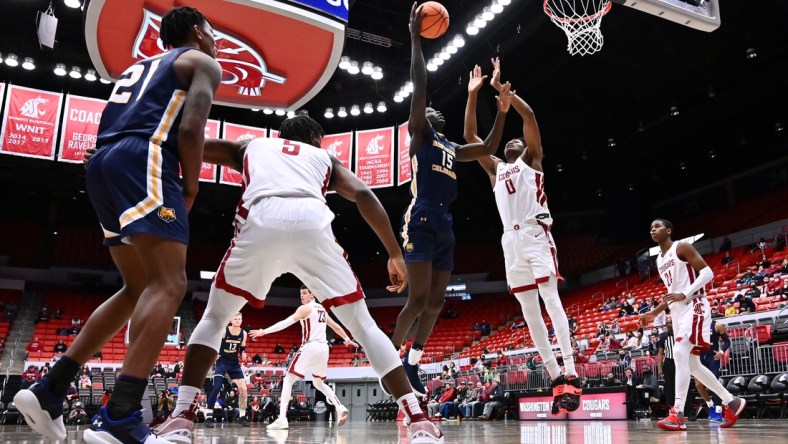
xmin=320 ymin=131 xmax=352 ymax=170
xmin=355 ymin=127 xmax=394 ymax=189
xmin=221 ymin=122 xmax=266 ymax=186
xmin=1 ymin=85 xmax=63 ymax=159
xmin=397 ymin=122 xmax=411 ymax=185
xmin=200 ymin=119 xmax=220 ymax=183
xmin=58 ymin=95 xmax=106 ymax=164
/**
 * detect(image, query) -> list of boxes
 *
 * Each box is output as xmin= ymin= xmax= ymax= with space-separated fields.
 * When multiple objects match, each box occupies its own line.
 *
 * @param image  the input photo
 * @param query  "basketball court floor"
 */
xmin=1 ymin=419 xmax=786 ymax=443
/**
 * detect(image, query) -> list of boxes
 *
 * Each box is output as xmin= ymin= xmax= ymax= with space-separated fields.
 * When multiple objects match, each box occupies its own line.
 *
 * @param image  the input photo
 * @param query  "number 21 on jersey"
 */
xmin=108 ymin=58 xmax=162 ymax=104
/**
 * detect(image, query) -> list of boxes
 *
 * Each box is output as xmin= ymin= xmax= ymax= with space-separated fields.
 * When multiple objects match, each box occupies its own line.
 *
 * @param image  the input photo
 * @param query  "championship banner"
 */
xmin=0 ymin=85 xmax=63 ymax=159
xmin=200 ymin=119 xmax=220 ymax=183
xmin=397 ymin=122 xmax=411 ymax=185
xmin=269 ymin=129 xmax=279 ymax=138
xmin=58 ymin=95 xmax=106 ymax=164
xmin=321 ymin=131 xmax=353 ymax=170
xmin=220 ymin=122 xmax=266 ymax=186
xmin=355 ymin=127 xmax=394 ymax=189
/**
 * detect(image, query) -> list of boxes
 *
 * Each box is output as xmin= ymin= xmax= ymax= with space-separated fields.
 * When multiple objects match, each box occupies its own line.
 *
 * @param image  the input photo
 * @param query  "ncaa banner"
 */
xmin=397 ymin=122 xmax=411 ymax=185
xmin=200 ymin=119 xmax=220 ymax=182
xmin=355 ymin=127 xmax=394 ymax=189
xmin=220 ymin=121 xmax=266 ymax=186
xmin=0 ymin=85 xmax=63 ymax=160
xmin=85 ymin=0 xmax=348 ymax=110
xmin=320 ymin=131 xmax=352 ymax=170
xmin=58 ymin=95 xmax=106 ymax=164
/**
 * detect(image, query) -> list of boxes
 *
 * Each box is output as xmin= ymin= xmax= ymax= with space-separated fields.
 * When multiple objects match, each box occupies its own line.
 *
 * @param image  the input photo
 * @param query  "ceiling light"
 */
xmin=474 ymin=16 xmax=487 ymax=28
xmin=627 ymin=183 xmax=635 ymax=191
xmin=64 ymin=0 xmax=82 ymax=8
xmin=324 ymin=108 xmax=334 ymax=118
xmin=446 ymin=44 xmax=458 ymax=54
xmin=251 ymin=108 xmax=260 ymax=112
xmin=746 ymin=48 xmax=757 ymax=60
xmin=275 ymin=109 xmax=286 ymax=116
xmin=21 ymin=57 xmax=35 ymax=70
xmin=377 ymin=101 xmax=387 ymax=113
xmin=350 ymin=105 xmax=361 ymax=116
xmin=287 ymin=111 xmax=296 ymax=118
xmin=337 ymin=106 xmax=348 ymax=118
xmin=453 ymin=35 xmax=465 ymax=47
xmin=491 ymin=1 xmax=504 ymax=14
xmin=99 ymin=77 xmax=111 ymax=84
xmin=607 ymin=138 xmax=616 ymax=148
xmin=776 ymin=122 xmax=784 ymax=133
xmin=263 ymin=108 xmax=274 ymax=115
xmin=556 ymin=164 xmax=564 ymax=173
xmin=69 ymin=66 xmax=82 ymax=79
xmin=361 ymin=61 xmax=374 ymax=75
xmin=427 ymin=61 xmax=438 ymax=71
xmin=439 ymin=50 xmax=451 ymax=60
xmin=348 ymin=61 xmax=360 ymax=75
xmin=338 ymin=56 xmax=351 ymax=70
xmin=393 ymin=95 xmax=404 ymax=103
xmin=84 ymin=69 xmax=97 ymax=81
xmin=404 ymin=81 xmax=414 ymax=93
xmin=679 ymin=161 xmax=687 ymax=171
xmin=433 ymin=56 xmax=445 ymax=66
xmin=371 ymin=67 xmax=383 ymax=80
xmin=466 ymin=24 xmax=479 ymax=35
xmin=670 ymin=106 xmax=679 ymax=117
xmin=4 ymin=53 xmax=19 ymax=67
xmin=363 ymin=103 xmax=374 ymax=114
xmin=707 ymin=150 xmax=717 ymax=159
xmin=482 ymin=7 xmax=495 ymax=21
xmin=499 ymin=0 xmax=511 ymax=5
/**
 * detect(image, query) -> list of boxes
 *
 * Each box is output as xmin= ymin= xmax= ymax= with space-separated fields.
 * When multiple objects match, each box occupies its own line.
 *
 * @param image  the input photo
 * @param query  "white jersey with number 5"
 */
xmin=494 ymin=157 xmax=551 ymax=227
xmin=234 ymin=138 xmax=332 ymax=225
xmin=301 ymin=301 xmax=328 ymax=344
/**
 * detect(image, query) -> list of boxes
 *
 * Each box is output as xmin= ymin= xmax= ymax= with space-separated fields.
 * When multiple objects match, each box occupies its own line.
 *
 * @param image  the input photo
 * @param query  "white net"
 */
xmin=544 ymin=0 xmax=612 ymax=56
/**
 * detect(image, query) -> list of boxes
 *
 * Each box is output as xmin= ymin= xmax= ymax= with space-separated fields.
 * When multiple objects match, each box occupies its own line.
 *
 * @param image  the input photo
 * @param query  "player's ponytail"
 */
xmin=160 ymin=6 xmax=210 ymax=49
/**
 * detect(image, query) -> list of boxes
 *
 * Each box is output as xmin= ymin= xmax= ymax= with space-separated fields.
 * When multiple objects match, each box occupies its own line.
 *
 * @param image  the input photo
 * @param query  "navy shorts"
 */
xmin=85 ymin=137 xmax=189 ymax=246
xmin=699 ymin=352 xmax=721 ymax=376
xmin=400 ymin=200 xmax=454 ymax=271
xmin=215 ymin=359 xmax=244 ymax=380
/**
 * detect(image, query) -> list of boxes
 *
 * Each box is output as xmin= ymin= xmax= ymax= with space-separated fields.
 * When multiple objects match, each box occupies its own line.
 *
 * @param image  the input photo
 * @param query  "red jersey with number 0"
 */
xmin=493 ymin=157 xmax=550 ymax=226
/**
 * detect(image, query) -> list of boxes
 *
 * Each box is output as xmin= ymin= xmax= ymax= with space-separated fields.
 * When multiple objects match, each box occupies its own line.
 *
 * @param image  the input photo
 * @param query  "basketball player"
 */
xmin=695 ymin=319 xmax=730 ymax=422
xmin=152 ymin=115 xmax=444 ymax=443
xmin=463 ymin=58 xmax=581 ymax=414
xmin=250 ymin=285 xmax=357 ymax=429
xmin=392 ymin=2 xmax=514 ymax=396
xmin=640 ymin=219 xmax=745 ymax=430
xmin=15 ymin=7 xmax=221 ymax=444
xmin=204 ymin=313 xmax=249 ymax=427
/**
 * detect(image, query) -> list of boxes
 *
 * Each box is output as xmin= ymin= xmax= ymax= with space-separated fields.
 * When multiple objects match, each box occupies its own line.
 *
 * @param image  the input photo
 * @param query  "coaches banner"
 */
xmin=321 ymin=131 xmax=353 ymax=171
xmin=355 ymin=127 xmax=394 ymax=189
xmin=0 ymin=85 xmax=63 ymax=159
xmin=58 ymin=95 xmax=106 ymax=164
xmin=200 ymin=119 xmax=220 ymax=183
xmin=220 ymin=122 xmax=266 ymax=186
xmin=397 ymin=122 xmax=411 ymax=185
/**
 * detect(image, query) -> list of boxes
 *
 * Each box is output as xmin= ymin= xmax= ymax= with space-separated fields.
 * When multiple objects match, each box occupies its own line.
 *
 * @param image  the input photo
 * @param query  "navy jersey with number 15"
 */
xmin=97 ymin=47 xmax=194 ymax=157
xmin=409 ymin=129 xmax=458 ymax=204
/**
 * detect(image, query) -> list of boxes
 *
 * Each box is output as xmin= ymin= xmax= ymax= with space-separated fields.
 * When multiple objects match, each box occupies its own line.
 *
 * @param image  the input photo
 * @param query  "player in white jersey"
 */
xmin=640 ymin=219 xmax=745 ymax=431
xmin=464 ymin=58 xmax=580 ymax=414
xmin=250 ymin=286 xmax=358 ymax=429
xmin=154 ymin=115 xmax=443 ymax=444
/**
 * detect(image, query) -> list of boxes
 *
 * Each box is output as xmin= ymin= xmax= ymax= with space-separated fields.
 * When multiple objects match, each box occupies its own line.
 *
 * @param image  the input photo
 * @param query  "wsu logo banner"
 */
xmin=220 ymin=121 xmax=266 ymax=186
xmin=397 ymin=122 xmax=411 ymax=185
xmin=355 ymin=127 xmax=394 ymax=189
xmin=320 ymin=131 xmax=352 ymax=171
xmin=1 ymin=85 xmax=63 ymax=159
xmin=85 ymin=0 xmax=347 ymax=109
xmin=58 ymin=95 xmax=106 ymax=164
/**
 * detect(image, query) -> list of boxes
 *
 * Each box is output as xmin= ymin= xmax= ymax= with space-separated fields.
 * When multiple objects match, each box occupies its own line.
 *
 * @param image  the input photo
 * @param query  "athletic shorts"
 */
xmin=699 ymin=351 xmax=721 ymax=376
xmin=502 ymin=222 xmax=562 ymax=293
xmin=671 ymin=297 xmax=712 ymax=355
xmin=214 ymin=197 xmax=365 ymax=310
xmin=400 ymin=199 xmax=454 ymax=271
xmin=287 ymin=342 xmax=329 ymax=379
xmin=215 ymin=359 xmax=244 ymax=380
xmin=85 ymin=137 xmax=188 ymax=246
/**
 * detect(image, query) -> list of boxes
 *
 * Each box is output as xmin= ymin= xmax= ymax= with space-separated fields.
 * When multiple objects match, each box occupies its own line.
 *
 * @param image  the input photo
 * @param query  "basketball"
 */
xmin=419 ymin=1 xmax=449 ymax=39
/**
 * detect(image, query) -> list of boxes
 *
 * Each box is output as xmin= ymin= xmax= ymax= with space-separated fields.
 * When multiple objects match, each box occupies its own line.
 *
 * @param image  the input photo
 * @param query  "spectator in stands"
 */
xmin=616 ymin=350 xmax=632 ymax=373
xmin=739 ymin=295 xmax=757 ymax=314
xmin=623 ymin=368 xmax=642 ymax=419
xmin=567 ymin=314 xmax=578 ymax=335
xmin=636 ymin=364 xmax=659 ymax=404
xmin=478 ymin=381 xmax=505 ymax=420
xmin=775 ymin=279 xmax=788 ymax=301
xmin=69 ymin=324 xmax=81 ymax=336
xmin=52 ymin=308 xmax=63 ymax=319
xmin=78 ymin=364 xmax=92 ymax=380
xmin=92 ymin=350 xmax=103 ymax=361
xmin=781 ymin=259 xmax=788 ymax=274
xmin=223 ymin=389 xmax=240 ymax=422
xmin=252 ymin=353 xmax=263 ymax=364
xmin=78 ymin=373 xmax=91 ymax=389
xmin=461 ymin=382 xmax=484 ymax=418
xmin=274 ymin=343 xmax=285 ymax=354
xmin=721 ymin=252 xmax=734 ymax=265
xmin=426 ymin=386 xmax=443 ymax=418
xmin=737 ymin=268 xmax=755 ymax=286
xmin=71 ymin=315 xmax=82 ymax=328
xmin=724 ymin=302 xmax=737 ymax=317
xmin=595 ymin=336 xmax=609 ymax=353
xmin=37 ymin=306 xmax=50 ymax=324
xmin=766 ymin=275 xmax=781 ymax=296
xmin=619 ymin=301 xmax=635 ymax=318
xmin=22 ymin=365 xmax=40 ymax=389
xmin=474 ymin=354 xmax=486 ymax=372
xmin=602 ymin=372 xmax=621 ymax=387
xmin=626 ymin=292 xmax=636 ymax=306
xmin=647 ymin=334 xmax=660 ymax=356
xmin=608 ymin=333 xmax=622 ymax=351
xmin=68 ymin=401 xmax=88 ymax=425
xmin=621 ymin=331 xmax=638 ymax=351
xmin=760 ymin=255 xmax=771 ymax=269
xmin=173 ymin=360 xmax=184 ymax=375
xmin=480 ymin=320 xmax=491 ymax=336
xmin=66 ymin=381 xmax=78 ymax=413
xmin=482 ymin=366 xmax=499 ymax=384
xmin=719 ymin=236 xmax=731 ymax=252
xmin=596 ymin=322 xmax=608 ymax=337
xmin=56 ymin=326 xmax=70 ymax=336
xmin=101 ymin=388 xmax=113 ymax=407
xmin=26 ymin=336 xmax=42 ymax=358
xmin=157 ymin=389 xmax=174 ymax=419
xmin=53 ymin=339 xmax=67 ymax=354
xmin=250 ymin=371 xmax=264 ymax=388
xmin=455 ymin=381 xmax=474 ymax=418
xmin=437 ymin=382 xmax=457 ymax=419
xmin=608 ymin=319 xmax=621 ymax=335
xmin=151 ymin=362 xmax=166 ymax=378
xmin=638 ymin=299 xmax=650 ymax=314
xmin=711 ymin=306 xmax=724 ymax=319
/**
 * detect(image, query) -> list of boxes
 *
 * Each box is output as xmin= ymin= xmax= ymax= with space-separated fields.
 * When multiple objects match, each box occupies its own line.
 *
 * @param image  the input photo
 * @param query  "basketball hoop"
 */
xmin=544 ymin=0 xmax=612 ymax=56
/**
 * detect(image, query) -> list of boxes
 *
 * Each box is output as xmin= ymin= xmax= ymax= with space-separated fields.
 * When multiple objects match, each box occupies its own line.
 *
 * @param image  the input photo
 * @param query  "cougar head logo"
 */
xmin=20 ymin=97 xmax=48 ymax=118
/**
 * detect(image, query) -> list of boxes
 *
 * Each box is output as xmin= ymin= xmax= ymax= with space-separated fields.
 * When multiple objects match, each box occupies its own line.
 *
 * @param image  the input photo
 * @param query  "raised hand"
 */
xmin=468 ymin=65 xmax=488 ymax=94
xmin=249 ymin=329 xmax=267 ymax=339
xmin=496 ymin=81 xmax=515 ymax=113
xmin=409 ymin=2 xmax=423 ymax=37
xmin=490 ymin=57 xmax=503 ymax=91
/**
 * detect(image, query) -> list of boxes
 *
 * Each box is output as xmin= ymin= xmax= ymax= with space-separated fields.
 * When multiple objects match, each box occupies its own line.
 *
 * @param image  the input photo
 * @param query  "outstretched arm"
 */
xmin=325 ymin=316 xmax=359 ymax=348
xmin=490 ymin=57 xmax=543 ymax=171
xmin=408 ymin=2 xmax=430 ymax=157
xmin=455 ymin=82 xmax=514 ymax=162
xmin=202 ymin=139 xmax=251 ymax=171
xmin=250 ymin=305 xmax=311 ymax=338
xmin=328 ymin=157 xmax=408 ymax=293
xmin=464 ymin=65 xmax=500 ymax=184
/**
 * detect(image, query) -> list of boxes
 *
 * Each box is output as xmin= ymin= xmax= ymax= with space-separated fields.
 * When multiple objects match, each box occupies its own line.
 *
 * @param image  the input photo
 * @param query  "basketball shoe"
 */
xmin=337 ymin=406 xmax=350 ymax=426
xmin=150 ymin=410 xmax=195 ymax=444
xmin=13 ymin=377 xmax=68 ymax=441
xmin=402 ymin=358 xmax=427 ymax=397
xmin=409 ymin=419 xmax=444 ymax=443
xmin=708 ymin=404 xmax=723 ymax=422
xmin=267 ymin=417 xmax=289 ymax=430
xmin=657 ymin=408 xmax=687 ymax=431
xmin=720 ymin=397 xmax=746 ymax=428
xmin=83 ymin=406 xmax=171 ymax=443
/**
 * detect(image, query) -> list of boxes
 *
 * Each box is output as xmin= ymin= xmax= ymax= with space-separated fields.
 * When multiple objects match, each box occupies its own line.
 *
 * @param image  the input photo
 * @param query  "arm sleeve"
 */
xmin=719 ymin=333 xmax=731 ymax=353
xmin=263 ymin=316 xmax=298 ymax=335
xmin=682 ymin=266 xmax=713 ymax=299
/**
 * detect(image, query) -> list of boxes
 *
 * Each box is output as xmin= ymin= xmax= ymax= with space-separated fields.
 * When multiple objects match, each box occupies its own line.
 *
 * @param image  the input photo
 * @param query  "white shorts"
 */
xmin=288 ymin=342 xmax=329 ymax=379
xmin=502 ymin=223 xmax=562 ymax=293
xmin=670 ymin=297 xmax=712 ymax=355
xmin=213 ymin=197 xmax=364 ymax=309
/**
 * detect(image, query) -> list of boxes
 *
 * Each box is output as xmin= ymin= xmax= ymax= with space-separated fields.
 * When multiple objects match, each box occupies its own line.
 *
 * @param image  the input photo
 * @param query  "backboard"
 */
xmin=613 ymin=0 xmax=721 ymax=32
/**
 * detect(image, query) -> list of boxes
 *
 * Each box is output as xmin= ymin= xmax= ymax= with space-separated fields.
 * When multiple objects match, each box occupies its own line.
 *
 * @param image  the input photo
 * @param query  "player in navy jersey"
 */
xmin=204 ymin=313 xmax=249 ymax=427
xmin=390 ymin=2 xmax=514 ymax=396
xmin=695 ymin=320 xmax=730 ymax=421
xmin=15 ymin=7 xmax=221 ymax=444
